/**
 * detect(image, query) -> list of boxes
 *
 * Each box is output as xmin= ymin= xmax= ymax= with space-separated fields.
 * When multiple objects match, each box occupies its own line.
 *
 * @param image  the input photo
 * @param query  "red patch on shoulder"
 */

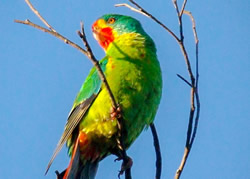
xmin=78 ymin=132 xmax=100 ymax=161
xmin=79 ymin=131 xmax=88 ymax=147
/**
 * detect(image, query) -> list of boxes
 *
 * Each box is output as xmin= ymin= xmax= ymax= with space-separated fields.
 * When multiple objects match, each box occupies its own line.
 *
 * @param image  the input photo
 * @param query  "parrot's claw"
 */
xmin=111 ymin=105 xmax=122 ymax=120
xmin=116 ymin=156 xmax=133 ymax=178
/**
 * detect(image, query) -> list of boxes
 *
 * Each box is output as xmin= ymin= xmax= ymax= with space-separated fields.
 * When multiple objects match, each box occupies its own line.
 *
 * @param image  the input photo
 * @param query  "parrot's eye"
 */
xmin=107 ymin=17 xmax=116 ymax=24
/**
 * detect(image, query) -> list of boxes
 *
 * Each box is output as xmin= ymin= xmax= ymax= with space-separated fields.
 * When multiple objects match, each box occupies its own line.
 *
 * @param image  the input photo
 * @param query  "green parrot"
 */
xmin=46 ymin=14 xmax=162 ymax=179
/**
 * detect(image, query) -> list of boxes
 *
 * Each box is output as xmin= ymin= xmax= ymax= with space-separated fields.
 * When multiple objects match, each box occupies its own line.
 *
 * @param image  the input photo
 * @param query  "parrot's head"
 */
xmin=92 ymin=14 xmax=156 ymax=55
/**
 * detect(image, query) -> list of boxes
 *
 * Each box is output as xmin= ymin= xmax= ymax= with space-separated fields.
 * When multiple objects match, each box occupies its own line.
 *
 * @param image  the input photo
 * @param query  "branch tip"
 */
xmin=177 ymin=74 xmax=192 ymax=87
xmin=25 ymin=0 xmax=56 ymax=32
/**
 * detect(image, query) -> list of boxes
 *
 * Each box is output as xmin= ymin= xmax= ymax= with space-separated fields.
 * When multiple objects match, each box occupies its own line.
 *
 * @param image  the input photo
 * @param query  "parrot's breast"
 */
xmin=74 ymin=32 xmax=162 ymax=161
xmin=79 ymin=54 xmax=161 ymax=155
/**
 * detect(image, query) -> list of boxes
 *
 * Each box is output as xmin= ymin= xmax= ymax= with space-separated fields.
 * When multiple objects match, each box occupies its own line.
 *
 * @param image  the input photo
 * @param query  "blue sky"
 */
xmin=1 ymin=0 xmax=250 ymax=179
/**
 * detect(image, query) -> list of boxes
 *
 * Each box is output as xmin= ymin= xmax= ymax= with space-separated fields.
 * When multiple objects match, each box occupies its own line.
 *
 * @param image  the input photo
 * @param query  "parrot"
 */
xmin=45 ymin=14 xmax=162 ymax=179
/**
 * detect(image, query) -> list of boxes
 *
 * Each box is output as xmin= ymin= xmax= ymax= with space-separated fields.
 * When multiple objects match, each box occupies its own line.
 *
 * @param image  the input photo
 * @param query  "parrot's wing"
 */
xmin=45 ymin=58 xmax=108 ymax=174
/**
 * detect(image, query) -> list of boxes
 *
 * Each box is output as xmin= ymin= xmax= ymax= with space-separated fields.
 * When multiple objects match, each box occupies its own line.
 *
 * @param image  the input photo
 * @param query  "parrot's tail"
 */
xmin=78 ymin=160 xmax=99 ymax=179
xmin=62 ymin=140 xmax=99 ymax=179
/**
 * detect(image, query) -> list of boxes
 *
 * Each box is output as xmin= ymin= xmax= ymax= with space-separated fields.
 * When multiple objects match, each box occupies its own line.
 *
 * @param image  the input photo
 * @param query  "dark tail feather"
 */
xmin=79 ymin=160 xmax=99 ymax=179
xmin=63 ymin=141 xmax=81 ymax=179
xmin=63 ymin=141 xmax=99 ymax=179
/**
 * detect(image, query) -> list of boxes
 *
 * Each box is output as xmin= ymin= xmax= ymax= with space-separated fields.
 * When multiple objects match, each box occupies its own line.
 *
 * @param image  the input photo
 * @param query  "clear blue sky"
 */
xmin=1 ymin=0 xmax=249 ymax=179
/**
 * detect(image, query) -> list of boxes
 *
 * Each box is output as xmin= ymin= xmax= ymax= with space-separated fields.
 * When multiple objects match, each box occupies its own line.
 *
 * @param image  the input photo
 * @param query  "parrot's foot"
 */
xmin=115 ymin=156 xmax=133 ymax=178
xmin=55 ymin=170 xmax=65 ymax=179
xmin=111 ymin=105 xmax=122 ymax=120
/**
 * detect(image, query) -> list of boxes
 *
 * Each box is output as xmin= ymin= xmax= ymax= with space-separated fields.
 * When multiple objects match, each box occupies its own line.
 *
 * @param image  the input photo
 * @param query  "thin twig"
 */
xmin=173 ymin=0 xmax=180 ymax=16
xmin=176 ymin=74 xmax=192 ymax=87
xmin=172 ymin=0 xmax=198 ymax=178
xmin=173 ymin=0 xmax=195 ymax=86
xmin=14 ymin=19 xmax=87 ymax=55
xmin=190 ymin=93 xmax=200 ymax=147
xmin=115 ymin=3 xmax=149 ymax=17
xmin=173 ymin=2 xmax=201 ymax=179
xmin=173 ymin=0 xmax=183 ymax=41
xmin=179 ymin=44 xmax=195 ymax=83
xmin=150 ymin=123 xmax=162 ymax=179
xmin=174 ymin=147 xmax=189 ymax=179
xmin=183 ymin=11 xmax=199 ymax=45
xmin=183 ymin=11 xmax=200 ymax=148
xmin=174 ymin=8 xmax=201 ymax=179
xmin=180 ymin=0 xmax=187 ymax=16
xmin=25 ymin=0 xmax=56 ymax=32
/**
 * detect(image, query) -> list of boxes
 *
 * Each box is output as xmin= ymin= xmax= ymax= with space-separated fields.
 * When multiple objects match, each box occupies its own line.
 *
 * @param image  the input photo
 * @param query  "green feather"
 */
xmin=46 ymin=14 xmax=162 ymax=178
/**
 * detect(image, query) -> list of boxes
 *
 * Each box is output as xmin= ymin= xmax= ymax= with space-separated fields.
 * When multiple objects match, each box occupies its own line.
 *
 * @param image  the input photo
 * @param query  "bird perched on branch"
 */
xmin=46 ymin=14 xmax=162 ymax=179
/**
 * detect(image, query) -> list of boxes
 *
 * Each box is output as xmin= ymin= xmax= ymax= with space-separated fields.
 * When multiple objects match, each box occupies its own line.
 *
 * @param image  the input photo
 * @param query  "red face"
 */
xmin=92 ymin=19 xmax=115 ymax=50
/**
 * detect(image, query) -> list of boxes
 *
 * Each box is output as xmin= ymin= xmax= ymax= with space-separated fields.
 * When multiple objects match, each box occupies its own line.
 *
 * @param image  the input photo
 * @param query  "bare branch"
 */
xmin=172 ymin=0 xmax=180 ymax=16
xmin=174 ymin=147 xmax=189 ymax=179
xmin=150 ymin=123 xmax=162 ymax=179
xmin=178 ymin=44 xmax=195 ymax=85
xmin=25 ymin=0 xmax=56 ymax=32
xmin=172 ymin=0 xmax=183 ymax=41
xmin=175 ymin=5 xmax=200 ymax=179
xmin=115 ymin=3 xmax=149 ymax=17
xmin=172 ymin=1 xmax=195 ymax=88
xmin=14 ymin=19 xmax=87 ymax=55
xmin=180 ymin=0 xmax=187 ymax=16
xmin=183 ymin=11 xmax=199 ymax=44
xmin=183 ymin=11 xmax=200 ymax=148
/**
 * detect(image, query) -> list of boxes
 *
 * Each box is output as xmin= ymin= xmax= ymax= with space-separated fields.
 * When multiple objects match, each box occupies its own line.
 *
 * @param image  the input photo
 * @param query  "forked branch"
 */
xmin=25 ymin=0 xmax=56 ymax=32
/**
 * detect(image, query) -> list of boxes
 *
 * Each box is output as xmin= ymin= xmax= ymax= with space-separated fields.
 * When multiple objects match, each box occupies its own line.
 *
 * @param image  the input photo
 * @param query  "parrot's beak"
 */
xmin=92 ymin=19 xmax=105 ymax=42
xmin=92 ymin=19 xmax=115 ymax=50
xmin=92 ymin=19 xmax=106 ymax=34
